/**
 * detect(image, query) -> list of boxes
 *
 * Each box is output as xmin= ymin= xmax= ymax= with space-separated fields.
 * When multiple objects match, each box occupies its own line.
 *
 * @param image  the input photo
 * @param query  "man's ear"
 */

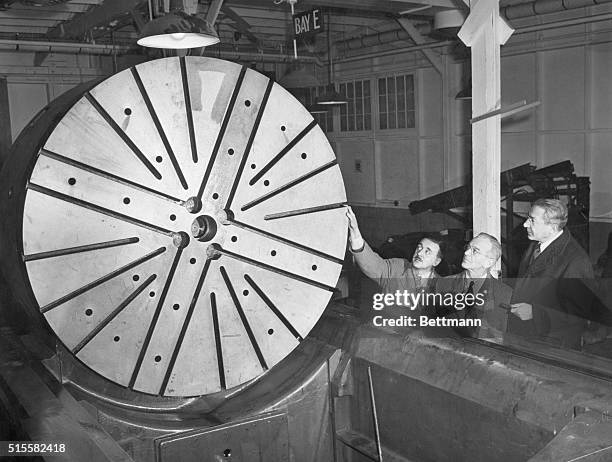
xmin=434 ymin=256 xmax=442 ymax=267
xmin=484 ymin=258 xmax=496 ymax=271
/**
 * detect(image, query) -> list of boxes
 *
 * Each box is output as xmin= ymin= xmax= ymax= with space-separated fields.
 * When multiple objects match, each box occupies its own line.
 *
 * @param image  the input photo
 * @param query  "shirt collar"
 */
xmin=539 ymin=229 xmax=563 ymax=253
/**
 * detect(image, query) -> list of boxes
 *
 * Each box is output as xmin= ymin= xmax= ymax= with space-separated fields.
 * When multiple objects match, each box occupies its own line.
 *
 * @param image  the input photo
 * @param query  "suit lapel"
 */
xmin=480 ymin=277 xmax=492 ymax=296
xmin=518 ymin=242 xmax=537 ymax=277
xmin=525 ymin=229 xmax=570 ymax=276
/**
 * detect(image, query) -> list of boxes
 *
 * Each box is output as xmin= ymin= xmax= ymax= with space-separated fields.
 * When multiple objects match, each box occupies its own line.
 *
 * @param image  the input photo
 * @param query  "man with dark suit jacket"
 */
xmin=508 ymin=198 xmax=594 ymax=348
xmin=434 ymin=232 xmax=512 ymax=340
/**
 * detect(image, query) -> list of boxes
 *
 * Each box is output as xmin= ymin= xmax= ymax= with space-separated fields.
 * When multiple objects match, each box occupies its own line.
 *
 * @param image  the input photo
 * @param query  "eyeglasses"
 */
xmin=464 ymin=244 xmax=493 ymax=259
xmin=464 ymin=244 xmax=483 ymax=255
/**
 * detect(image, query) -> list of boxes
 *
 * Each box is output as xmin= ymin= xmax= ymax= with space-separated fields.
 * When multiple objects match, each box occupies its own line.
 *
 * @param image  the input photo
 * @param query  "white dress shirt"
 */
xmin=538 ymin=229 xmax=563 ymax=254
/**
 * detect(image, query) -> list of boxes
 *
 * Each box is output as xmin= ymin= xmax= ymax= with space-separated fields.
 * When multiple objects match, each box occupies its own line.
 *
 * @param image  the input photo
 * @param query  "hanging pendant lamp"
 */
xmin=315 ymin=10 xmax=346 ymax=106
xmin=137 ymin=1 xmax=219 ymax=49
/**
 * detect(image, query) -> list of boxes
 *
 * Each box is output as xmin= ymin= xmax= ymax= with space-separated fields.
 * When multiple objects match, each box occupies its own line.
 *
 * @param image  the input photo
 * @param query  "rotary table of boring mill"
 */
xmin=0 ymin=57 xmax=347 ymax=398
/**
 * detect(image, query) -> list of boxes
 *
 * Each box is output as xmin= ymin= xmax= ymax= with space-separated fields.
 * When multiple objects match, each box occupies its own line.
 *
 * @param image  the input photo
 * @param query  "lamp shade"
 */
xmin=137 ymin=11 xmax=220 ymax=49
xmin=307 ymin=104 xmax=329 ymax=114
xmin=278 ymin=65 xmax=321 ymax=88
xmin=315 ymin=89 xmax=347 ymax=106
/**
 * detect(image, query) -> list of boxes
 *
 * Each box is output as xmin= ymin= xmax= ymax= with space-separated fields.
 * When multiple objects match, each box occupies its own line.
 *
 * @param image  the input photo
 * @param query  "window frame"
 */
xmin=377 ymin=73 xmax=417 ymax=134
xmin=336 ymin=78 xmax=373 ymax=135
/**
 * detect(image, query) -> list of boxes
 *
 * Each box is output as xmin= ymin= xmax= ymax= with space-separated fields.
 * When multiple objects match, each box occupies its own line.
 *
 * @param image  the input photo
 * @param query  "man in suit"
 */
xmin=434 ymin=232 xmax=512 ymax=339
xmin=508 ymin=198 xmax=595 ymax=348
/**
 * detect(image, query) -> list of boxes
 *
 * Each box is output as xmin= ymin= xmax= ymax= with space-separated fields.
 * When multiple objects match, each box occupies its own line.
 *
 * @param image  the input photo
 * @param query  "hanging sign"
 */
xmin=293 ymin=8 xmax=325 ymax=38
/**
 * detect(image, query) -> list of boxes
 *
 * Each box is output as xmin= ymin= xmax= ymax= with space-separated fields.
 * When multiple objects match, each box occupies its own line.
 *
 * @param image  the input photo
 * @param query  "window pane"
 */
xmin=406 ymin=75 xmax=414 ymax=94
xmin=388 ymin=78 xmax=396 ymax=129
xmin=406 ymin=110 xmax=415 ymax=128
xmin=337 ymin=79 xmax=372 ymax=132
xmin=326 ymin=111 xmax=334 ymax=132
xmin=380 ymin=113 xmax=387 ymax=130
xmin=388 ymin=110 xmax=396 ymax=129
xmin=365 ymin=90 xmax=371 ymax=115
xmin=365 ymin=114 xmax=371 ymax=130
xmin=397 ymin=111 xmax=406 ymax=128
xmin=379 ymin=93 xmax=387 ymax=113
xmin=356 ymin=83 xmax=363 ymax=117
xmin=397 ymin=78 xmax=405 ymax=114
xmin=356 ymin=115 xmax=363 ymax=131
xmin=387 ymin=77 xmax=395 ymax=101
xmin=396 ymin=76 xmax=404 ymax=95
xmin=376 ymin=74 xmax=416 ymax=130
xmin=406 ymin=77 xmax=415 ymax=122
xmin=378 ymin=78 xmax=386 ymax=96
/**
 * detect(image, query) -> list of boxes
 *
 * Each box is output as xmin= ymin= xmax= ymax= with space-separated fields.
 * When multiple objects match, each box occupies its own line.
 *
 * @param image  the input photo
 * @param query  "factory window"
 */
xmin=307 ymin=86 xmax=334 ymax=133
xmin=378 ymin=74 xmax=415 ymax=130
xmin=339 ymin=79 xmax=372 ymax=132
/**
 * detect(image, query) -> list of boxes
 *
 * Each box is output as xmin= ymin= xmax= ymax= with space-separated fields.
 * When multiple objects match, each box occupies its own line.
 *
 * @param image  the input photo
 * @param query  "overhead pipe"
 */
xmin=333 ymin=10 xmax=612 ymax=65
xmin=335 ymin=40 xmax=455 ymax=64
xmin=336 ymin=0 xmax=612 ymax=53
xmin=335 ymin=0 xmax=612 ymax=60
xmin=204 ymin=49 xmax=322 ymax=64
xmin=335 ymin=23 xmax=431 ymax=52
xmin=513 ymin=11 xmax=612 ymax=34
xmin=502 ymin=0 xmax=612 ymax=20
xmin=0 ymin=38 xmax=321 ymax=65
xmin=0 ymin=39 xmax=134 ymax=55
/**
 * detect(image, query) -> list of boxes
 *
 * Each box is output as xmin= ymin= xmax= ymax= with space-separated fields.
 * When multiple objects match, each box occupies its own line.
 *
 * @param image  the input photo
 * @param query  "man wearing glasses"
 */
xmin=508 ymin=198 xmax=595 ymax=348
xmin=434 ymin=233 xmax=512 ymax=339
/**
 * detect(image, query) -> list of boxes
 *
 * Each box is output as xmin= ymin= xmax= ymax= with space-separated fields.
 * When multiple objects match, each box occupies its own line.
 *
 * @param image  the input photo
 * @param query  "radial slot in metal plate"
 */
xmin=21 ymin=57 xmax=347 ymax=397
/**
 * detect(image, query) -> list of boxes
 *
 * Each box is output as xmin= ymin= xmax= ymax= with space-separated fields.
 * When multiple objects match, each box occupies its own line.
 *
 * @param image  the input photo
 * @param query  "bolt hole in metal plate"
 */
xmin=20 ymin=57 xmax=347 ymax=397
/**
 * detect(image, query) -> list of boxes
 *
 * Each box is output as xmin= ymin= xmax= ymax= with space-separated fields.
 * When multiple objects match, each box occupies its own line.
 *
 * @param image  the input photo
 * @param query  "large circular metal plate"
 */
xmin=21 ymin=57 xmax=347 ymax=397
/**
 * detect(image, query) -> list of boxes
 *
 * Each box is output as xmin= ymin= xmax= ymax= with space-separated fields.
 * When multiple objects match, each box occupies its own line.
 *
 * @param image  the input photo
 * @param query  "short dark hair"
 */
xmin=420 ymin=235 xmax=445 ymax=261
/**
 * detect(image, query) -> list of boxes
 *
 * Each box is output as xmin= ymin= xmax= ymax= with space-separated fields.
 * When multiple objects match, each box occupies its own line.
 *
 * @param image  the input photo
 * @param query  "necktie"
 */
xmin=531 ymin=243 xmax=541 ymax=264
xmin=464 ymin=280 xmax=476 ymax=312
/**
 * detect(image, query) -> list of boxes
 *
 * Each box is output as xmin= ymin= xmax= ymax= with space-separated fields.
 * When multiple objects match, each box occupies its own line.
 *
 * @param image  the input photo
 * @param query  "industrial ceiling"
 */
xmin=0 ymin=0 xmax=606 ymax=59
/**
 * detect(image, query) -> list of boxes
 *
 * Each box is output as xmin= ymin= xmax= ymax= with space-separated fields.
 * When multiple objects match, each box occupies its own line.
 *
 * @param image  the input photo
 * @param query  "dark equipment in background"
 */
xmin=407 ymin=161 xmax=590 ymax=277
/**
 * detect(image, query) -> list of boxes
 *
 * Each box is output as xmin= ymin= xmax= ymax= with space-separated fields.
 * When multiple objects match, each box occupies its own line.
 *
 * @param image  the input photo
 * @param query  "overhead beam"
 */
xmin=396 ymin=17 xmax=443 ymax=75
xmin=130 ymin=9 xmax=146 ymax=33
xmin=458 ymin=0 xmax=514 ymax=274
xmin=10 ymin=3 xmax=93 ymax=13
xmin=206 ymin=0 xmax=224 ymax=24
xmin=0 ymin=0 xmax=16 ymax=11
xmin=229 ymin=0 xmax=454 ymax=14
xmin=301 ymin=0 xmax=458 ymax=8
xmin=391 ymin=0 xmax=458 ymax=7
xmin=47 ymin=0 xmax=143 ymax=39
xmin=221 ymin=5 xmax=261 ymax=48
